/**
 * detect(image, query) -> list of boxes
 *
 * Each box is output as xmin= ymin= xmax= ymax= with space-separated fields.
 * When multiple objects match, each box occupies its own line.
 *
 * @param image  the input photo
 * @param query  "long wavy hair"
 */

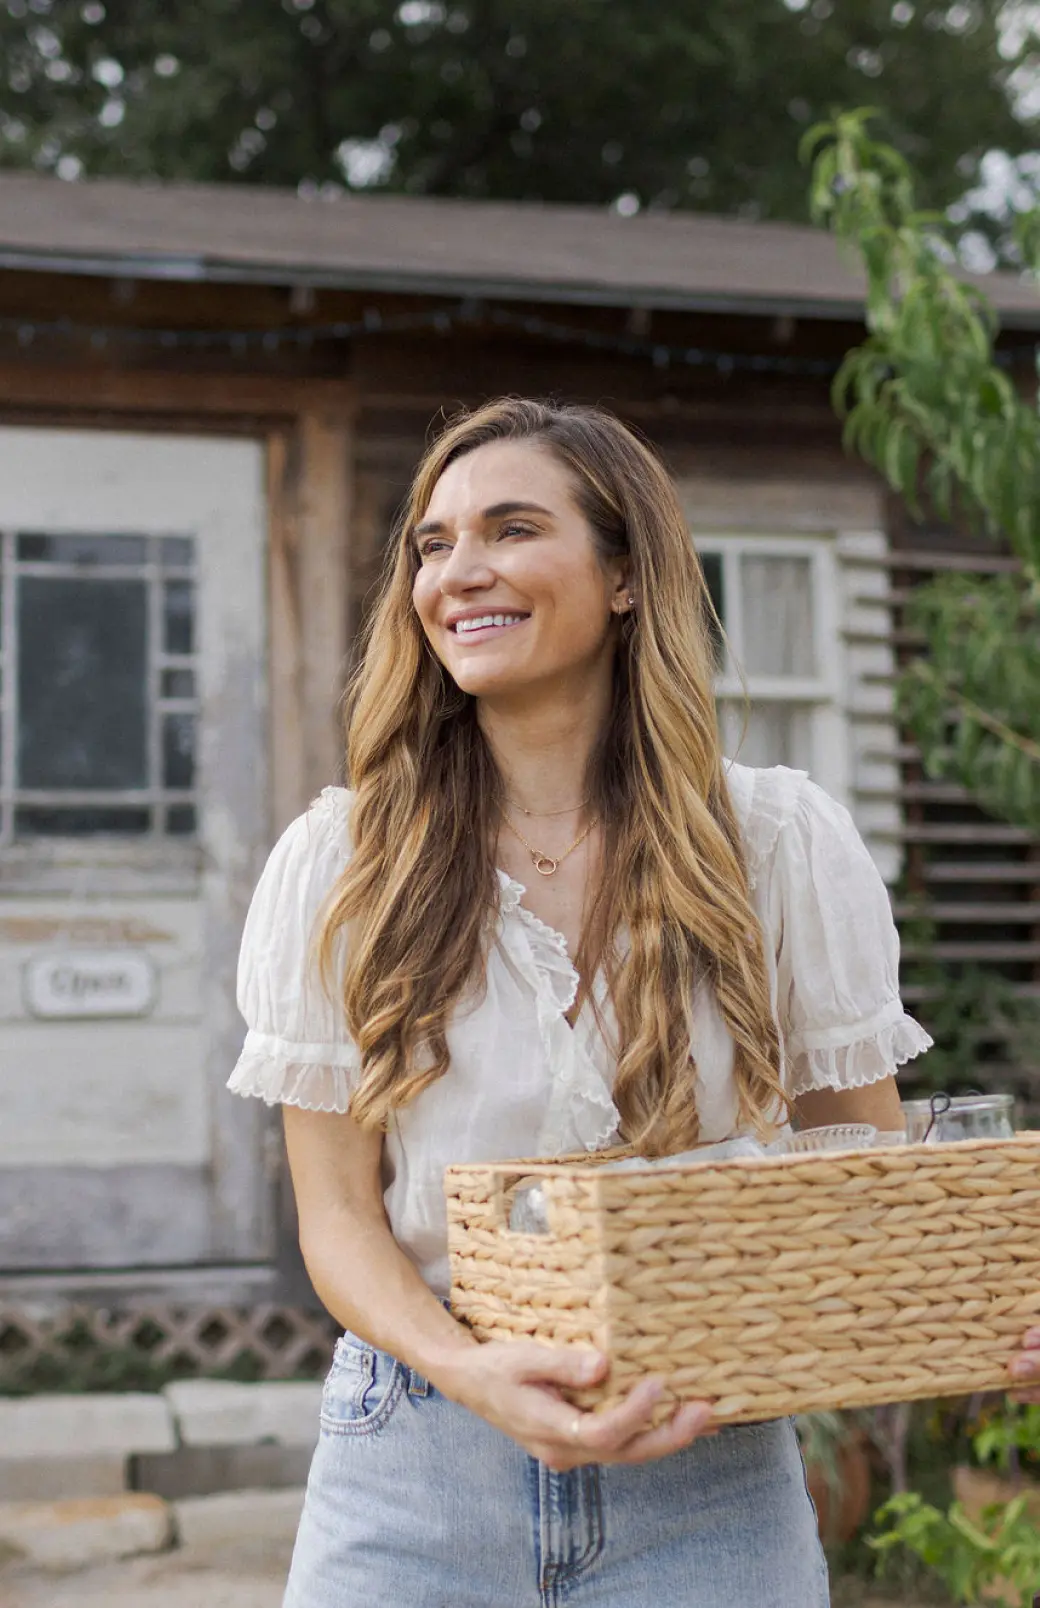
xmin=317 ymin=398 xmax=786 ymax=1154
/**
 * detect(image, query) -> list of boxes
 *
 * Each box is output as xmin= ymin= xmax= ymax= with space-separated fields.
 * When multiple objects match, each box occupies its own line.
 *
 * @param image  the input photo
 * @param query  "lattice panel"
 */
xmin=0 ymin=1303 xmax=338 ymax=1393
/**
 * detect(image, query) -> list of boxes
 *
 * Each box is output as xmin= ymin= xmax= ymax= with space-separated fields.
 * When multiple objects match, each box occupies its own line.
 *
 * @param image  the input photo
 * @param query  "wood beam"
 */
xmin=0 ymin=362 xmax=352 ymax=421
xmin=266 ymin=407 xmax=354 ymax=831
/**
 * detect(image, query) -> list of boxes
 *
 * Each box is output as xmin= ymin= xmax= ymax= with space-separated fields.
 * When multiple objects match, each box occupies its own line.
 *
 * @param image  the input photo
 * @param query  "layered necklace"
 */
xmin=502 ymin=796 xmax=596 ymax=878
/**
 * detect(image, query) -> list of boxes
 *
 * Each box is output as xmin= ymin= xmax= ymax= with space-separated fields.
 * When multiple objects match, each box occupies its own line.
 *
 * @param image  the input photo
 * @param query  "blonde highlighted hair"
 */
xmin=318 ymin=398 xmax=787 ymax=1154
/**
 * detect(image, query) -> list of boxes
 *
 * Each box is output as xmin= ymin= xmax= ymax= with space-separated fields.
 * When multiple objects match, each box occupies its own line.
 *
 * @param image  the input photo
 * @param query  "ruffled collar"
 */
xmin=494 ymin=868 xmax=621 ymax=1157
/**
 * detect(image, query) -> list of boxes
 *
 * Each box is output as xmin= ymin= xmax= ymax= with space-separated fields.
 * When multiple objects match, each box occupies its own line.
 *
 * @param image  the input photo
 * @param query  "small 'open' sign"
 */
xmin=24 ymin=950 xmax=157 ymax=1019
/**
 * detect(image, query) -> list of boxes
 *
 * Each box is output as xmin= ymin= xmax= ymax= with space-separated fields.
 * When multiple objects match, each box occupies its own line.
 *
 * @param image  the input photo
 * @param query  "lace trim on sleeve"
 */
xmin=226 ymin=1029 xmax=360 ymax=1113
xmin=786 ymin=1010 xmax=933 ymax=1099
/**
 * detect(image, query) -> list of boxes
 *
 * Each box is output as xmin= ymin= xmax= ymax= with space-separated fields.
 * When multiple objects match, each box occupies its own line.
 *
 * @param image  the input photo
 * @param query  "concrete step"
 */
xmin=132 ymin=1442 xmax=312 ymax=1502
xmin=0 ymin=1494 xmax=172 ymax=1573
xmin=0 ymin=1394 xmax=175 ymax=1462
xmin=0 ymin=1487 xmax=304 ymax=1582
xmin=173 ymin=1488 xmax=305 ymax=1555
xmin=0 ymin=1382 xmax=321 ymax=1502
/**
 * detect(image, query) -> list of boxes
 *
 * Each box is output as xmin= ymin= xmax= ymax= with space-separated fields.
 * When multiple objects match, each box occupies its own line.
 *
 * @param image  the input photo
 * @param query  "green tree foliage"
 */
xmin=0 ymin=0 xmax=1033 ymax=246
xmin=805 ymin=110 xmax=1040 ymax=830
xmin=871 ymin=1489 xmax=1040 ymax=1606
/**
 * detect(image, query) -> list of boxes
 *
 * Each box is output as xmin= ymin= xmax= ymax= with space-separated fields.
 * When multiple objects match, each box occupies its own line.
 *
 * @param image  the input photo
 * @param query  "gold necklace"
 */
xmin=503 ymin=812 xmax=597 ymax=877
xmin=505 ymin=795 xmax=591 ymax=819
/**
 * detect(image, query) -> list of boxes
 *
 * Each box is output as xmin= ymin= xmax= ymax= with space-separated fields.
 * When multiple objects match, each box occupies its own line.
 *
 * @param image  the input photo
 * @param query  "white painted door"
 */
xmin=0 ymin=428 xmax=271 ymax=1268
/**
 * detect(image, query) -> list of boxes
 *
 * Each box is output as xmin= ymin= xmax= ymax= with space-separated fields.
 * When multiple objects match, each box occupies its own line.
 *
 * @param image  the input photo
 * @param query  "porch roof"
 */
xmin=0 ymin=170 xmax=1037 ymax=328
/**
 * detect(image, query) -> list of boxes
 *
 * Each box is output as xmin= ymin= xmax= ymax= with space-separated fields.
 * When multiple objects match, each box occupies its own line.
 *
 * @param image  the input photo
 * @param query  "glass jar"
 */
xmin=902 ymin=1093 xmax=1017 ymax=1144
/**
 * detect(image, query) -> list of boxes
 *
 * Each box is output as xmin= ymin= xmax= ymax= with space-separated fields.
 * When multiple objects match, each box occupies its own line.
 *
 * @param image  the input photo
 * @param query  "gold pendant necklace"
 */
xmin=503 ymin=813 xmax=597 ymax=877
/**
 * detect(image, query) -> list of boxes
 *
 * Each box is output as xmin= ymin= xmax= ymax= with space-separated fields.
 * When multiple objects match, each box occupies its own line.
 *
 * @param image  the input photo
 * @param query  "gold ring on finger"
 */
xmin=570 ymin=1412 xmax=583 ymax=1443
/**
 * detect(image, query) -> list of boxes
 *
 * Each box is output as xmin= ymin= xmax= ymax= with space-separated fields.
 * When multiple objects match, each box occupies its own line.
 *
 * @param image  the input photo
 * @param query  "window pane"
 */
xmin=166 ymin=804 xmax=197 ymax=836
xmin=18 ymin=533 xmax=147 ymax=566
xmin=740 ymin=556 xmax=815 ymax=677
xmin=164 ymin=580 xmax=195 ymax=655
xmin=160 ymin=537 xmax=194 ymax=569
xmin=736 ymin=704 xmax=814 ymax=770
xmin=699 ymin=552 xmax=725 ymax=669
xmin=163 ymin=712 xmax=196 ymax=789
xmin=161 ymin=668 xmax=195 ymax=699
xmin=18 ymin=577 xmax=148 ymax=789
xmin=15 ymin=806 xmax=151 ymax=837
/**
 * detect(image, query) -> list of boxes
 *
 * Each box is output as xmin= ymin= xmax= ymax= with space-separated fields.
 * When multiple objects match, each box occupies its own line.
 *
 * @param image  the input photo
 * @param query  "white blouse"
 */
xmin=229 ymin=763 xmax=931 ymax=1295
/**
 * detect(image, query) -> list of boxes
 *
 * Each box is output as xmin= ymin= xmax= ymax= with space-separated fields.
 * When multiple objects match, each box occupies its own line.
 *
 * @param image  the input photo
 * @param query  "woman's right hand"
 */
xmin=439 ymin=1339 xmax=714 ymax=1472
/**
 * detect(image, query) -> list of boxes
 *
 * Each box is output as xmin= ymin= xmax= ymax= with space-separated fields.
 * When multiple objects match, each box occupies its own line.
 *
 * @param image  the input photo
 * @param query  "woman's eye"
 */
xmin=499 ymin=523 xmax=534 ymax=539
xmin=419 ymin=539 xmax=449 ymax=558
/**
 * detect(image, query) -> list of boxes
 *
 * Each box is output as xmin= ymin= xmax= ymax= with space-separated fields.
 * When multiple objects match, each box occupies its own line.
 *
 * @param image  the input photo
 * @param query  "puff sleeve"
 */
xmin=762 ymin=776 xmax=932 ymax=1098
xmin=226 ymin=787 xmax=360 ymax=1113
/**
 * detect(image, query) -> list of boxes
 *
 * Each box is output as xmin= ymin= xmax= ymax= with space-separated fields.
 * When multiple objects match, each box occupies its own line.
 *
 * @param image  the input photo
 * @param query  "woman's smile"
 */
xmin=447 ymin=608 xmax=531 ymax=641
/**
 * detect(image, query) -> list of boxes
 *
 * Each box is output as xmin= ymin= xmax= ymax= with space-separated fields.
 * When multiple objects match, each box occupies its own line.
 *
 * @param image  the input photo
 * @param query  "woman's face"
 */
xmin=411 ymin=440 xmax=629 ymax=703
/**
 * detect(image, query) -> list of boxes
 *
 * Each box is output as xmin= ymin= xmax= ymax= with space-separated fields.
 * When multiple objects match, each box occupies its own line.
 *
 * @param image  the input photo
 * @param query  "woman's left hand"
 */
xmin=1009 ymin=1327 xmax=1040 ymax=1403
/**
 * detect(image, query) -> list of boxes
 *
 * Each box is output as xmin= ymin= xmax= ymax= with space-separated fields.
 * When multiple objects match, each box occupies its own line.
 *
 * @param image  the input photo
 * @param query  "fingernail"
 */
xmin=579 ymin=1354 xmax=603 ymax=1382
xmin=1009 ymin=1357 xmax=1039 ymax=1380
xmin=1025 ymin=1328 xmax=1040 ymax=1347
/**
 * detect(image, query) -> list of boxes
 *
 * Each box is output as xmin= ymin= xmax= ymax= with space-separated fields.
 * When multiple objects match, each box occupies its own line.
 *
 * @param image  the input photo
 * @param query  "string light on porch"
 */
xmin=0 ymin=303 xmax=851 ymax=376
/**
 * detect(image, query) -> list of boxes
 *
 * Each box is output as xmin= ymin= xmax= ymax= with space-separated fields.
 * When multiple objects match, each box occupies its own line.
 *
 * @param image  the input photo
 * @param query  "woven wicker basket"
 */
xmin=445 ymin=1134 xmax=1040 ymax=1424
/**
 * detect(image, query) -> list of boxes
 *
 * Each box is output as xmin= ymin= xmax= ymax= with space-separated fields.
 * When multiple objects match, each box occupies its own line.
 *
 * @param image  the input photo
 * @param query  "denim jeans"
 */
xmin=283 ymin=1331 xmax=830 ymax=1607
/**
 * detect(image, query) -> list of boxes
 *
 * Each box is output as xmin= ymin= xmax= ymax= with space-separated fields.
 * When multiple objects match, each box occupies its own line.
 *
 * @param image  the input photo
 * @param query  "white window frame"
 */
xmin=695 ymin=531 xmax=849 ymax=802
xmin=0 ymin=528 xmax=200 ymax=847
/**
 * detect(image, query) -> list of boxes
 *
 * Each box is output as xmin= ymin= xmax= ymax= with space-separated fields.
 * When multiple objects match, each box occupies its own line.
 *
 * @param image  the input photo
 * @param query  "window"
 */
xmin=0 ymin=531 xmax=199 ymax=841
xmin=697 ymin=536 xmax=840 ymax=776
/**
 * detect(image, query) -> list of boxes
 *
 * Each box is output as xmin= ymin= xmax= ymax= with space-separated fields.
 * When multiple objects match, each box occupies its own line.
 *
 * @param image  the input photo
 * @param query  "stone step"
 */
xmin=0 ymin=1494 xmax=172 ymax=1573
xmin=172 ymin=1487 xmax=305 ymax=1555
xmin=0 ymin=1382 xmax=320 ymax=1501
xmin=0 ymin=1455 xmax=127 ymax=1504
xmin=131 ymin=1442 xmax=312 ymax=1502
xmin=161 ymin=1380 xmax=321 ymax=1448
xmin=0 ymin=1394 xmax=175 ymax=1462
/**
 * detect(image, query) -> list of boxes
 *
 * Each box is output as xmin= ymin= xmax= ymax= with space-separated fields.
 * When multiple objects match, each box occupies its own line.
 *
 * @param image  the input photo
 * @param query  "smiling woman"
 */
xmin=227 ymin=398 xmax=1040 ymax=1608
xmin=412 ymin=461 xmax=627 ymax=707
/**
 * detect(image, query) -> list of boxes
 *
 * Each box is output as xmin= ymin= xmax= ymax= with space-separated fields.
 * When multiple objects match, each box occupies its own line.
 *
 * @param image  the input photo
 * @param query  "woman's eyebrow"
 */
xmin=482 ymin=501 xmax=554 ymax=520
xmin=413 ymin=500 xmax=554 ymax=539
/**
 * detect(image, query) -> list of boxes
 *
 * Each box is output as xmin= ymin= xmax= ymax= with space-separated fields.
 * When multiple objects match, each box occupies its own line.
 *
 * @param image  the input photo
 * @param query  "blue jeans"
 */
xmin=284 ymin=1331 xmax=830 ymax=1607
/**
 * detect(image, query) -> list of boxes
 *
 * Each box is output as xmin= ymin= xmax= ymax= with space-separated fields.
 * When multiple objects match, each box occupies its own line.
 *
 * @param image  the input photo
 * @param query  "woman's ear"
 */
xmin=609 ymin=573 xmax=637 ymax=616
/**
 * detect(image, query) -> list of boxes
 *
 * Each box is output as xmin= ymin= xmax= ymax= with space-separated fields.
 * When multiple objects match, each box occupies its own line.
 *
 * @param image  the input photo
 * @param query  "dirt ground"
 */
xmin=0 ymin=1529 xmax=292 ymax=1608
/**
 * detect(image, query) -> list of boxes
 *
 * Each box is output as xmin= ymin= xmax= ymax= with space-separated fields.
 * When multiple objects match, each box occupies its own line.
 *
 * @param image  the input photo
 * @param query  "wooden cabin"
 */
xmin=0 ymin=170 xmax=1037 ymax=1312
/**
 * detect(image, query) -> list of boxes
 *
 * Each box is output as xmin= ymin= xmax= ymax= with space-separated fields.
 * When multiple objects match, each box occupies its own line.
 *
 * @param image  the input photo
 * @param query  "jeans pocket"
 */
xmin=319 ymin=1334 xmax=406 ymax=1437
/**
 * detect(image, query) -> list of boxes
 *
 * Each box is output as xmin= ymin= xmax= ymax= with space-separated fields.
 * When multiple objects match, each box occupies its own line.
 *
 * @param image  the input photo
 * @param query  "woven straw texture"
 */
xmin=446 ymin=1135 xmax=1040 ymax=1424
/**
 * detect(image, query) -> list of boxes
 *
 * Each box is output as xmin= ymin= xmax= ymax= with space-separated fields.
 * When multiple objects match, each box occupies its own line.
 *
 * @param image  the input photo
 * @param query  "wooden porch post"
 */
xmin=268 ymin=401 xmax=356 ymax=834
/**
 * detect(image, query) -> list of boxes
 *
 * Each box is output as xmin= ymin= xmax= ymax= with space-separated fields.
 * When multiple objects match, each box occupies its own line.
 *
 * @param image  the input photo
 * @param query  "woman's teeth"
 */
xmin=454 ymin=614 xmax=526 ymax=634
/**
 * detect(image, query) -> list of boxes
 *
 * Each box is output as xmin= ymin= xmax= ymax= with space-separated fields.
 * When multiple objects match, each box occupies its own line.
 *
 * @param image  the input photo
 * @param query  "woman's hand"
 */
xmin=438 ymin=1340 xmax=713 ymax=1471
xmin=1009 ymin=1326 xmax=1040 ymax=1404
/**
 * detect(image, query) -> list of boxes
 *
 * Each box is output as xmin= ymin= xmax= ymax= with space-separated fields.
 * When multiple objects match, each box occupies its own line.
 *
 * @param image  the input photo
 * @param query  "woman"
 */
xmin=230 ymin=399 xmax=1040 ymax=1607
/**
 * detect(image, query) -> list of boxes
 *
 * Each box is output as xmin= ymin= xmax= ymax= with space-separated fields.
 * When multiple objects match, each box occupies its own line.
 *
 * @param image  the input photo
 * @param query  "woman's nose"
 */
xmin=439 ymin=534 xmax=495 ymax=593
